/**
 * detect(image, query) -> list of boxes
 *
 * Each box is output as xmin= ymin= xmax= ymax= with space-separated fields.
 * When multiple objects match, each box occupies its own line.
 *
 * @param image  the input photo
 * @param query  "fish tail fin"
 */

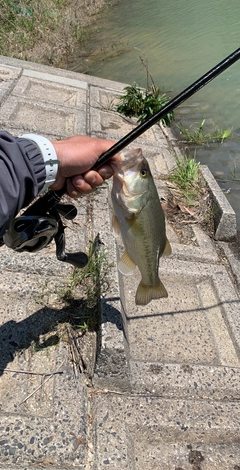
xmin=135 ymin=280 xmax=168 ymax=306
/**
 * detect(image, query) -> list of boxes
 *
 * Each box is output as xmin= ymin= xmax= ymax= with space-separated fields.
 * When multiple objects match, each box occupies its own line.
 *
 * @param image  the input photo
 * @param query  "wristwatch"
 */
xmin=20 ymin=134 xmax=60 ymax=192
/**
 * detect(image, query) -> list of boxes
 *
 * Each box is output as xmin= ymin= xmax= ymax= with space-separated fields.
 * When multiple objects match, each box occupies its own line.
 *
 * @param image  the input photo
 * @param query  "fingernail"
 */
xmin=104 ymin=171 xmax=112 ymax=179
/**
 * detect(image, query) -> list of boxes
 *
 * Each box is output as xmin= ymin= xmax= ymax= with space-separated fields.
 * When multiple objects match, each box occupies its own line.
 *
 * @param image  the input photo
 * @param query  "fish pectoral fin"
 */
xmin=112 ymin=214 xmax=121 ymax=237
xmin=135 ymin=280 xmax=168 ymax=306
xmin=162 ymin=238 xmax=172 ymax=257
xmin=118 ymin=251 xmax=136 ymax=275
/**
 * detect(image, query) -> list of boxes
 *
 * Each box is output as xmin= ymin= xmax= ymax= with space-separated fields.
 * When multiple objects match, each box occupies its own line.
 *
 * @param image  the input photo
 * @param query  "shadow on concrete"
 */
xmin=122 ymin=299 xmax=240 ymax=321
xmin=0 ymin=299 xmax=93 ymax=376
xmin=101 ymin=297 xmax=123 ymax=331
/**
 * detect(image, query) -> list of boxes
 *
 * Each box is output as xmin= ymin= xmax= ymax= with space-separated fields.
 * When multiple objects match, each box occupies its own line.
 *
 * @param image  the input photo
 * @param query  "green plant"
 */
xmin=169 ymin=153 xmax=201 ymax=202
xmin=60 ymin=234 xmax=110 ymax=331
xmin=78 ymin=321 xmax=89 ymax=331
xmin=116 ymin=50 xmax=174 ymax=126
xmin=221 ymin=128 xmax=232 ymax=142
xmin=177 ymin=119 xmax=231 ymax=144
xmin=230 ymin=165 xmax=240 ymax=182
xmin=116 ymin=82 xmax=174 ymax=126
xmin=70 ymin=237 xmax=108 ymax=291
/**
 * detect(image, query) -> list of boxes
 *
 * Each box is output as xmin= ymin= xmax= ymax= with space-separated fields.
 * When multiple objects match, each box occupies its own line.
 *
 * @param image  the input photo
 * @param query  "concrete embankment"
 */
xmin=0 ymin=56 xmax=240 ymax=469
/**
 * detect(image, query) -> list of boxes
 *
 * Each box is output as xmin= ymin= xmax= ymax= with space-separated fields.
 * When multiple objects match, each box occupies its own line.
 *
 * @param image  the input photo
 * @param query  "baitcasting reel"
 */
xmin=1 ymin=186 xmax=88 ymax=268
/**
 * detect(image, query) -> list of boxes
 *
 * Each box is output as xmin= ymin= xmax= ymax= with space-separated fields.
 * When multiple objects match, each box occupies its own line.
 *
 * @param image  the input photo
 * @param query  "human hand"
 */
xmin=49 ymin=135 xmax=119 ymax=197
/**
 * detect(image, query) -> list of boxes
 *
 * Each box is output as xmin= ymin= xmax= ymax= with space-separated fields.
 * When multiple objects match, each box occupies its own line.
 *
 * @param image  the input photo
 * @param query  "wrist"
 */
xmin=20 ymin=134 xmax=60 ymax=192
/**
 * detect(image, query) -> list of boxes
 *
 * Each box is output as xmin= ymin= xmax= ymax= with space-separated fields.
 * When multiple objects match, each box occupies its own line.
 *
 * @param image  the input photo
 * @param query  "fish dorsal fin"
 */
xmin=162 ymin=238 xmax=172 ymax=257
xmin=118 ymin=251 xmax=136 ymax=275
xmin=112 ymin=214 xmax=121 ymax=237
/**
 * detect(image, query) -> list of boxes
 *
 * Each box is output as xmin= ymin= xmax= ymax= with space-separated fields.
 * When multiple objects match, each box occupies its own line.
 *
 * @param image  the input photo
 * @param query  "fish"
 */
xmin=111 ymin=147 xmax=171 ymax=306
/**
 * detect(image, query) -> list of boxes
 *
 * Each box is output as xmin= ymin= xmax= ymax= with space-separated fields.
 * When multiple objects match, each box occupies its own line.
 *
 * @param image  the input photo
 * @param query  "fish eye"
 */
xmin=140 ymin=168 xmax=148 ymax=178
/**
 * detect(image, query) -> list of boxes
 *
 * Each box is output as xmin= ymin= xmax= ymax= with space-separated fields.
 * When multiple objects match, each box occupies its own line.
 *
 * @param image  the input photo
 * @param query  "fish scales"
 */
xmin=111 ymin=148 xmax=171 ymax=306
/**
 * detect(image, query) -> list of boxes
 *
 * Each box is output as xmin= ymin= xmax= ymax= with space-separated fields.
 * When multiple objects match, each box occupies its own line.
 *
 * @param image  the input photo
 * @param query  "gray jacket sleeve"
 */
xmin=0 ymin=131 xmax=46 ymax=237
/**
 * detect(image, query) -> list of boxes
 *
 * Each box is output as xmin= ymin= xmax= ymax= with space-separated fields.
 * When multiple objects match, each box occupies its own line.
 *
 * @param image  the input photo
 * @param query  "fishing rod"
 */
xmin=3 ymin=47 xmax=240 ymax=266
xmin=93 ymin=46 xmax=240 ymax=169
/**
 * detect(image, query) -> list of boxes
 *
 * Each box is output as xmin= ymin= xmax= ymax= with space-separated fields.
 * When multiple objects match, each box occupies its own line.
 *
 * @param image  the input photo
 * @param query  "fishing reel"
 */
xmin=1 ymin=186 xmax=88 ymax=268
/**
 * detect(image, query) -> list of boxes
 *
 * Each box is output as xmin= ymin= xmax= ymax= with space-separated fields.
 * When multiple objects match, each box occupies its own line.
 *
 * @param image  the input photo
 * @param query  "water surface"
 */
xmin=69 ymin=0 xmax=240 ymax=230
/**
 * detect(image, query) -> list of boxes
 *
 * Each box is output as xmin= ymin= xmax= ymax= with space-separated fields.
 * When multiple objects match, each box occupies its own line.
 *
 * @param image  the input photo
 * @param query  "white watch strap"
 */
xmin=20 ymin=134 xmax=59 ymax=192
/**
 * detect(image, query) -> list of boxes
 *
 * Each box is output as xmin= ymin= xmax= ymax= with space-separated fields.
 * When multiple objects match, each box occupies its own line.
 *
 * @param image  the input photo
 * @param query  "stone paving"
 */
xmin=0 ymin=56 xmax=240 ymax=469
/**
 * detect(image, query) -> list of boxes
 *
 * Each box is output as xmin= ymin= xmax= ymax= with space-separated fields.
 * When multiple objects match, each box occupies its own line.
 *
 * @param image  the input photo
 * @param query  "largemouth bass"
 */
xmin=111 ymin=148 xmax=171 ymax=306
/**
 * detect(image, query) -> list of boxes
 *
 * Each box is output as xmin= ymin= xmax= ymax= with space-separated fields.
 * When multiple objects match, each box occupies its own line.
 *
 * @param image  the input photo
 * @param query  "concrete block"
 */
xmin=91 ymin=187 xmax=125 ymax=353
xmin=89 ymin=85 xmax=163 ymax=144
xmin=167 ymin=223 xmax=219 ymax=263
xmin=0 ymin=272 xmax=89 ymax=467
xmin=118 ymin=258 xmax=240 ymax=366
xmin=0 ymin=55 xmax=128 ymax=91
xmin=12 ymin=75 xmax=87 ymax=106
xmin=90 ymin=186 xmax=130 ymax=391
xmin=0 ymin=95 xmax=86 ymax=137
xmin=23 ymin=68 xmax=88 ymax=89
xmin=201 ymin=165 xmax=237 ymax=241
xmin=0 ymin=64 xmax=21 ymax=103
xmin=130 ymin=361 xmax=240 ymax=399
xmin=0 ymin=364 xmax=88 ymax=467
xmin=219 ymin=240 xmax=240 ymax=291
xmin=91 ymin=394 xmax=240 ymax=469
xmin=0 ymin=195 xmax=91 ymax=468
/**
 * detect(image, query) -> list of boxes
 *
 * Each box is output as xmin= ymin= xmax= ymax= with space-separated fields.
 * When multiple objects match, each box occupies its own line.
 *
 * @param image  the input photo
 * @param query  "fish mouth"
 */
xmin=112 ymin=148 xmax=146 ymax=204
xmin=112 ymin=148 xmax=143 ymax=180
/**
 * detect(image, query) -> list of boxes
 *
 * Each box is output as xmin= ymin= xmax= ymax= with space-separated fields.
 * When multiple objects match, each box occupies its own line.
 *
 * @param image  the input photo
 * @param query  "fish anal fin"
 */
xmin=118 ymin=251 xmax=136 ymax=275
xmin=163 ymin=238 xmax=172 ymax=257
xmin=135 ymin=280 xmax=168 ymax=306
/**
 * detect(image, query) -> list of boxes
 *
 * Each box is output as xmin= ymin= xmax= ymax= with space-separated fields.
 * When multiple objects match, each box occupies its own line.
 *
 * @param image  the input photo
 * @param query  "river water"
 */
xmin=68 ymin=0 xmax=240 ymax=231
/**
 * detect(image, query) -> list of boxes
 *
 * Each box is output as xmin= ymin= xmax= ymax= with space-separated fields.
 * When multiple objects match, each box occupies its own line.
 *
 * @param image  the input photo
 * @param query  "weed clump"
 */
xmin=166 ymin=153 xmax=215 ymax=238
xmin=116 ymin=82 xmax=174 ymax=126
xmin=116 ymin=50 xmax=174 ymax=126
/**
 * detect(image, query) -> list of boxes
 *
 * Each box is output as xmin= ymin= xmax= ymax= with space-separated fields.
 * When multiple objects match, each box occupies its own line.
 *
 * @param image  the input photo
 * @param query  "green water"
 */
xmin=69 ymin=0 xmax=240 ymax=230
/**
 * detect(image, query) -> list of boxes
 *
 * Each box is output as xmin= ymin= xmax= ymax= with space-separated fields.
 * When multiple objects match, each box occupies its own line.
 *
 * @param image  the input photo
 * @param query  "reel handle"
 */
xmin=57 ymin=251 xmax=88 ymax=269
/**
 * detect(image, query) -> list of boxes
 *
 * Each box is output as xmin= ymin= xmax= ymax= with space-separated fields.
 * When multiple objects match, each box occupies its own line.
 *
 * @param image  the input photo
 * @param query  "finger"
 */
xmin=67 ymin=179 xmax=93 ymax=199
xmin=66 ymin=177 xmax=93 ymax=197
xmin=81 ymin=170 xmax=105 ymax=187
xmin=97 ymin=164 xmax=114 ymax=180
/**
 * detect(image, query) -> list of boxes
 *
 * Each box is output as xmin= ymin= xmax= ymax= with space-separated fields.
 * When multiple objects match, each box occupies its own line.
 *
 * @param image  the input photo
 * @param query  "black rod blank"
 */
xmin=92 ymin=47 xmax=240 ymax=170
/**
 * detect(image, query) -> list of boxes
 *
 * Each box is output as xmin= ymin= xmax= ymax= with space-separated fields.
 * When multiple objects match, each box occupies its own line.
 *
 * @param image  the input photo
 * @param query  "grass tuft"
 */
xmin=60 ymin=234 xmax=110 ymax=331
xmin=177 ymin=119 xmax=231 ymax=144
xmin=169 ymin=153 xmax=201 ymax=203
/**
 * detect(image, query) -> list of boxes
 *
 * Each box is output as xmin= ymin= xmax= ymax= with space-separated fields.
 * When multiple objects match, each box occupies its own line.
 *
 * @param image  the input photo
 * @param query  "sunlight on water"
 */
xmin=69 ymin=0 xmax=240 ymax=229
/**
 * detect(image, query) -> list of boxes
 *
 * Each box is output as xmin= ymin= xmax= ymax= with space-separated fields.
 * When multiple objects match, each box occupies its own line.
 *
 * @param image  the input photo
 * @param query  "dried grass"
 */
xmin=0 ymin=0 xmax=107 ymax=67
